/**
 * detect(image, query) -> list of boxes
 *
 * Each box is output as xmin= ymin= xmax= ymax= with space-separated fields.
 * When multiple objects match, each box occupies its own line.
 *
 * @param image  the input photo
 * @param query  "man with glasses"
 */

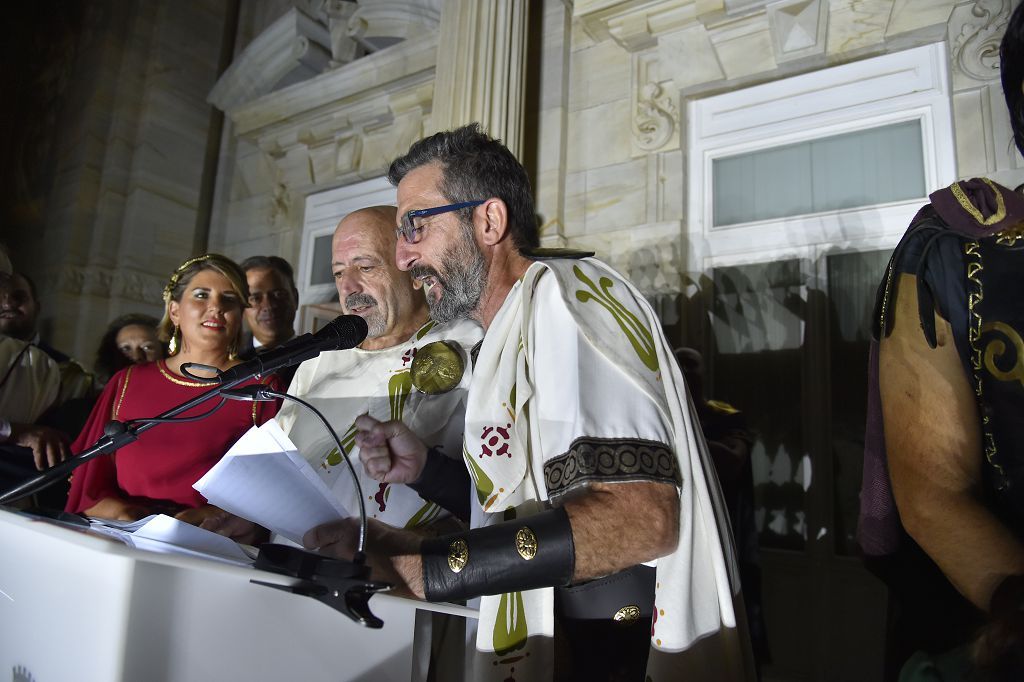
xmin=305 ymin=126 xmax=753 ymax=681
xmin=239 ymin=255 xmax=300 ymax=385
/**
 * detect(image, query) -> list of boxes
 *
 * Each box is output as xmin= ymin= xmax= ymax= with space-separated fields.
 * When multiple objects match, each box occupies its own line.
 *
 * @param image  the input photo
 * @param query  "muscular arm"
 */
xmin=307 ymin=478 xmax=680 ymax=599
xmin=881 ymin=273 xmax=1024 ymax=610
xmin=564 ymin=480 xmax=679 ymax=580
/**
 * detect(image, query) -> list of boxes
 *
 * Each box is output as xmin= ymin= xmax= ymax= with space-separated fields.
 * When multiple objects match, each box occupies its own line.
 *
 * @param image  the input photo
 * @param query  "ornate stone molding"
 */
xmin=223 ymin=32 xmax=437 ymax=191
xmin=631 ymin=52 xmax=679 ymax=154
xmin=209 ymin=8 xmax=332 ymax=112
xmin=634 ymin=82 xmax=677 ymax=150
xmin=575 ymin=0 xmax=709 ymax=53
xmin=767 ymin=0 xmax=825 ymax=63
xmin=347 ymin=0 xmax=442 ymax=42
xmin=951 ymin=0 xmax=1011 ymax=83
xmin=54 ymin=265 xmax=164 ymax=304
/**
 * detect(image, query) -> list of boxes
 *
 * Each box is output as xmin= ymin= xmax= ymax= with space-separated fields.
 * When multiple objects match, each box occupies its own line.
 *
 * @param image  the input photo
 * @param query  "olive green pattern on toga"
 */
xmin=415 ymin=320 xmax=437 ymax=340
xmin=493 ymin=591 xmax=529 ymax=655
xmin=322 ymin=423 xmax=357 ymax=468
xmin=464 ymin=443 xmax=495 ymax=506
xmin=404 ymin=500 xmax=443 ymax=528
xmin=388 ymin=370 xmax=412 ymax=420
xmin=572 ymin=265 xmax=658 ymax=371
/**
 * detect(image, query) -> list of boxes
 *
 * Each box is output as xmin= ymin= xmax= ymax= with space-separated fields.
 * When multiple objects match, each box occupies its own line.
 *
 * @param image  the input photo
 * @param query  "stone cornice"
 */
xmin=228 ymin=32 xmax=439 ymax=143
xmin=575 ymin=0 xmax=722 ymax=52
xmin=208 ymin=8 xmax=332 ymax=112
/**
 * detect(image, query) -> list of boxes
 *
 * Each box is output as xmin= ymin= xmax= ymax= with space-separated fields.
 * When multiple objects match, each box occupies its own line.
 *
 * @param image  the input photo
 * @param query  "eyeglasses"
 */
xmin=396 ymin=200 xmax=485 ymax=244
xmin=247 ymin=289 xmax=294 ymax=306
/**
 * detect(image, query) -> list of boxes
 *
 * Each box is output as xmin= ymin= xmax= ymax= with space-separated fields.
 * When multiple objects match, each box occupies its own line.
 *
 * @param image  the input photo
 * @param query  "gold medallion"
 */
xmin=515 ymin=527 xmax=538 ymax=561
xmin=613 ymin=605 xmax=641 ymax=623
xmin=448 ymin=539 xmax=469 ymax=573
xmin=411 ymin=341 xmax=465 ymax=395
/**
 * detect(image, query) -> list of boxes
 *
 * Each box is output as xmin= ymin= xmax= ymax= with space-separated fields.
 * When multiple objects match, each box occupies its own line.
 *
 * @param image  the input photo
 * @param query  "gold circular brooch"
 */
xmin=411 ymin=341 xmax=465 ymax=395
xmin=447 ymin=539 xmax=469 ymax=573
xmin=515 ymin=527 xmax=538 ymax=561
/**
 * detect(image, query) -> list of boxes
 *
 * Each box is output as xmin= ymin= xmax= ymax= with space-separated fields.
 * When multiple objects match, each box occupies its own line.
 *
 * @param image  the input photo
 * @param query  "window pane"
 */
xmin=827 ymin=249 xmax=891 ymax=556
xmin=712 ymin=120 xmax=925 ymax=227
xmin=310 ymin=234 xmax=334 ymax=286
xmin=710 ymin=260 xmax=807 ymax=550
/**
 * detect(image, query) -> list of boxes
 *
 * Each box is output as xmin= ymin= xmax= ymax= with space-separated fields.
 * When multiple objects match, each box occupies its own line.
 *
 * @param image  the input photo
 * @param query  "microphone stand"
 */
xmin=219 ymin=385 xmax=390 ymax=628
xmin=0 ymin=371 xmax=249 ymax=506
xmin=0 ymin=315 xmax=368 ymax=507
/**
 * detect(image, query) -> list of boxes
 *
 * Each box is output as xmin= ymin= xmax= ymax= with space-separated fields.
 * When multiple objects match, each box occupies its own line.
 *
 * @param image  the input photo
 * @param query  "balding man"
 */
xmin=266 ymin=206 xmax=482 ymax=530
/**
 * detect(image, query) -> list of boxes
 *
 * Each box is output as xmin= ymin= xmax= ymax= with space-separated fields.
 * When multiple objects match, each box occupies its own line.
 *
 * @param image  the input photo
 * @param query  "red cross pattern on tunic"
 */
xmin=479 ymin=423 xmax=513 ymax=458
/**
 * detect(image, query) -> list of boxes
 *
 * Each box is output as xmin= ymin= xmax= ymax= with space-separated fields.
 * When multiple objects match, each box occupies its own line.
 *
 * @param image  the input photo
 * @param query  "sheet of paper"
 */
xmin=132 ymin=514 xmax=252 ymax=563
xmin=194 ymin=421 xmax=350 ymax=544
xmin=87 ymin=514 xmax=253 ymax=566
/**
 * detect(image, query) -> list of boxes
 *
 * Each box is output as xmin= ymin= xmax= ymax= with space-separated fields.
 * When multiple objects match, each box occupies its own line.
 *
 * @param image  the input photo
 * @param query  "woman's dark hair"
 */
xmin=387 ymin=123 xmax=539 ymax=251
xmin=94 ymin=313 xmax=162 ymax=383
xmin=1001 ymin=2 xmax=1024 ymax=157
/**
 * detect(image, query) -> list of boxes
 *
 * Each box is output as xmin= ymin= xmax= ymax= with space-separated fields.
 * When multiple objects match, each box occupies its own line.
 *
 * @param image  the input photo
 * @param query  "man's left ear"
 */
xmin=478 ymin=198 xmax=510 ymax=247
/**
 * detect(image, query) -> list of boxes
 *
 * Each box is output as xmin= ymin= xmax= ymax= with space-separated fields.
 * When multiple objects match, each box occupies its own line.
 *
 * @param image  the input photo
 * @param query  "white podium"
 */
xmin=0 ymin=509 xmax=475 ymax=682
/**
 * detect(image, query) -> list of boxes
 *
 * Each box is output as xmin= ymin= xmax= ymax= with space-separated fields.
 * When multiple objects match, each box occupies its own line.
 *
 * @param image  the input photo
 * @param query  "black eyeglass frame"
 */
xmin=396 ymin=200 xmax=485 ymax=244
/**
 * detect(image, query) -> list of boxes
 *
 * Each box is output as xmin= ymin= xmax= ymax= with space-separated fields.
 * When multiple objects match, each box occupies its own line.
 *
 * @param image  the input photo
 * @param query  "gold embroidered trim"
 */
xmin=995 ymin=221 xmax=1024 ymax=246
xmin=113 ymin=365 xmax=134 ymax=420
xmin=950 ymin=178 xmax=1006 ymax=226
xmin=157 ymin=360 xmax=212 ymax=387
xmin=964 ymin=241 xmax=1005 ymax=480
xmin=880 ymin=258 xmax=896 ymax=334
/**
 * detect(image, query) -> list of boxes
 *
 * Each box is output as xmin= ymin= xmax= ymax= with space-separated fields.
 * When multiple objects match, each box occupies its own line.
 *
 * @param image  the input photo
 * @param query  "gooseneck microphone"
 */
xmin=220 ymin=384 xmax=390 ymax=627
xmin=218 ymin=315 xmax=369 ymax=384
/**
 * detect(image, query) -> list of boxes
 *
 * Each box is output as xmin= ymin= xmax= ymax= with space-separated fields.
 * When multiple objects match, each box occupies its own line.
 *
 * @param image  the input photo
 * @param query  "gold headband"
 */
xmin=162 ymin=254 xmax=217 ymax=303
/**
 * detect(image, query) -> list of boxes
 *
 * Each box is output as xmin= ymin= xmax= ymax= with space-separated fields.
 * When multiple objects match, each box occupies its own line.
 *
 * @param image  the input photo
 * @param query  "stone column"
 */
xmin=429 ymin=0 xmax=529 ymax=158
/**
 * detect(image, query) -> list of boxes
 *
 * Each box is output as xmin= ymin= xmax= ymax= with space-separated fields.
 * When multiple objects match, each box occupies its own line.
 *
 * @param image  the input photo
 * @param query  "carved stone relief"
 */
xmin=950 ymin=0 xmax=1011 ymax=85
xmin=631 ymin=52 xmax=679 ymax=156
xmin=54 ymin=265 xmax=164 ymax=305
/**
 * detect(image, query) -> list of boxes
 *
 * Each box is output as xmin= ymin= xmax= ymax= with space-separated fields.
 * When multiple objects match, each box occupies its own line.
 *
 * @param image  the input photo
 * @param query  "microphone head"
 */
xmin=316 ymin=315 xmax=369 ymax=351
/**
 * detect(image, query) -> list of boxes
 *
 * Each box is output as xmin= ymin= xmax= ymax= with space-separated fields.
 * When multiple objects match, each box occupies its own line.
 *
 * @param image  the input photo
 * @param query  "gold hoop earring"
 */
xmin=228 ymin=343 xmax=238 ymax=361
xmin=168 ymin=324 xmax=180 ymax=356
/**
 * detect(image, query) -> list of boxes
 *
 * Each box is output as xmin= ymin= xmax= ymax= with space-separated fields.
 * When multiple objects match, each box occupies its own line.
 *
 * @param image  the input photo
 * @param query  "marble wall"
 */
xmin=6 ymin=0 xmax=228 ymax=365
xmin=209 ymin=0 xmax=1022 ymax=312
xmin=10 ymin=0 xmax=1021 ymax=368
xmin=559 ymin=0 xmax=1021 ymax=296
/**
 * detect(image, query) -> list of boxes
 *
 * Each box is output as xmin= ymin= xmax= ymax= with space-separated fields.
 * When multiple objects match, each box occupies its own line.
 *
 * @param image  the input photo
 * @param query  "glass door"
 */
xmin=684 ymin=248 xmax=891 ymax=681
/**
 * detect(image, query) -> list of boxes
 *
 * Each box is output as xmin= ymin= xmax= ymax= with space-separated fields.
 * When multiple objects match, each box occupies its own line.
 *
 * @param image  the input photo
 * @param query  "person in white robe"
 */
xmin=305 ymin=127 xmax=755 ymax=681
xmin=0 ymin=333 xmax=67 ymax=471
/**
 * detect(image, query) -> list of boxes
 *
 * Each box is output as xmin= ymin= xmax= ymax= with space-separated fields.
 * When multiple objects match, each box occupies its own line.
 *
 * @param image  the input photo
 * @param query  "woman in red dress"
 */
xmin=66 ymin=254 xmax=282 ymax=525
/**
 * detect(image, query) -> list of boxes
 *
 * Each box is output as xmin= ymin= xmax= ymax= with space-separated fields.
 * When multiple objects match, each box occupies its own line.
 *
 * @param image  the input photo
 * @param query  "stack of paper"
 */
xmin=193 ymin=420 xmax=350 ymax=544
xmin=88 ymin=514 xmax=254 ymax=566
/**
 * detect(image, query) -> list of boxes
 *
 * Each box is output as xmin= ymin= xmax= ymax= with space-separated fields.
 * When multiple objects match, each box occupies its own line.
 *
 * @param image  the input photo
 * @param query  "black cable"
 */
xmin=123 ymin=398 xmax=228 ymax=428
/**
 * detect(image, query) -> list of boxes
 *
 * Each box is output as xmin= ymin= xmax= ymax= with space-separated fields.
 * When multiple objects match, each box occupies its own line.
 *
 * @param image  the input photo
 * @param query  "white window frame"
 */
xmin=297 ymin=176 xmax=396 ymax=307
xmin=685 ymin=42 xmax=957 ymax=274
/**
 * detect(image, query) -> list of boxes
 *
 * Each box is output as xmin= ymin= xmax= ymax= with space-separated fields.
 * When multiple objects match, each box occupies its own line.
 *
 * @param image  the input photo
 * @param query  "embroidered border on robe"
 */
xmin=543 ymin=436 xmax=681 ymax=499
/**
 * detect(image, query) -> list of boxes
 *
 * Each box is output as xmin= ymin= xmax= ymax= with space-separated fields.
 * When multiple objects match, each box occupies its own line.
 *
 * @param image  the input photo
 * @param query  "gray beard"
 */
xmin=415 ymin=232 xmax=487 ymax=325
xmin=345 ymin=293 xmax=386 ymax=338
